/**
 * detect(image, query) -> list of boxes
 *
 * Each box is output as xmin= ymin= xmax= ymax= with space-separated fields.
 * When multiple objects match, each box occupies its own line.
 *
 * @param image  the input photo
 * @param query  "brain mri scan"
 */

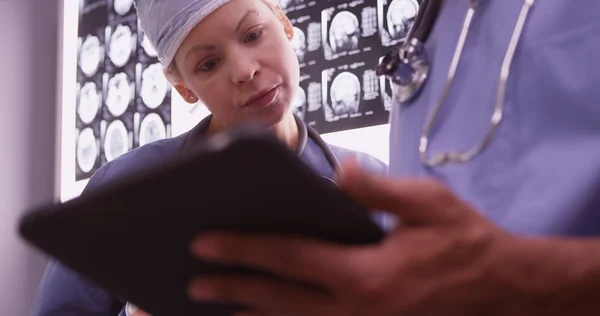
xmin=141 ymin=33 xmax=158 ymax=57
xmin=279 ymin=0 xmax=293 ymax=9
xmin=375 ymin=55 xmax=396 ymax=111
xmin=78 ymin=82 xmax=101 ymax=124
xmin=291 ymin=87 xmax=307 ymax=119
xmin=113 ymin=0 xmax=133 ymax=15
xmin=106 ymin=72 xmax=132 ymax=117
xmin=140 ymin=63 xmax=168 ymax=109
xmin=104 ymin=119 xmax=129 ymax=162
xmin=307 ymin=82 xmax=322 ymax=112
xmin=278 ymin=0 xmax=304 ymax=10
xmin=79 ymin=35 xmax=101 ymax=77
xmin=387 ymin=0 xmax=419 ymax=40
xmin=380 ymin=75 xmax=395 ymax=111
xmin=77 ymin=127 xmax=98 ymax=173
xmin=330 ymin=72 xmax=361 ymax=116
xmin=329 ymin=11 xmax=360 ymax=54
xmin=108 ymin=24 xmax=133 ymax=68
xmin=362 ymin=69 xmax=380 ymax=98
xmin=292 ymin=27 xmax=307 ymax=62
xmin=307 ymin=22 xmax=321 ymax=52
xmin=139 ymin=113 xmax=166 ymax=146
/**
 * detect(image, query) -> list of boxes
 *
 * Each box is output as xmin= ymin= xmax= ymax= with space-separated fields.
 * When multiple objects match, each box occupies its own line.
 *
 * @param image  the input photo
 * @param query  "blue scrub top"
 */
xmin=30 ymin=116 xmax=388 ymax=316
xmin=389 ymin=0 xmax=600 ymax=236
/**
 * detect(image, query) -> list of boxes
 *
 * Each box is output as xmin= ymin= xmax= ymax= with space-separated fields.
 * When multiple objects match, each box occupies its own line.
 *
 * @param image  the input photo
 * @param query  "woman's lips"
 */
xmin=242 ymin=86 xmax=279 ymax=109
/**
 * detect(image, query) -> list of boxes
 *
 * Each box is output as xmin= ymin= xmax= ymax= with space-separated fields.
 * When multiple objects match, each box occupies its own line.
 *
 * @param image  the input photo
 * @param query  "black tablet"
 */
xmin=19 ymin=126 xmax=385 ymax=316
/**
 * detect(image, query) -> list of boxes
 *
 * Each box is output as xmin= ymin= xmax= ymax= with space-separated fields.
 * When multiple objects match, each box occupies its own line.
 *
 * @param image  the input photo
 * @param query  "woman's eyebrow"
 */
xmin=185 ymin=44 xmax=215 ymax=61
xmin=236 ymin=10 xmax=259 ymax=33
xmin=184 ymin=10 xmax=259 ymax=62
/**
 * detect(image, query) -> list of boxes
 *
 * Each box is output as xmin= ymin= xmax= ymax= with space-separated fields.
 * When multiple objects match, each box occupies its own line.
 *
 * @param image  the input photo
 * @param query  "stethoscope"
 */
xmin=294 ymin=114 xmax=342 ymax=176
xmin=376 ymin=0 xmax=536 ymax=167
xmin=183 ymin=113 xmax=341 ymax=184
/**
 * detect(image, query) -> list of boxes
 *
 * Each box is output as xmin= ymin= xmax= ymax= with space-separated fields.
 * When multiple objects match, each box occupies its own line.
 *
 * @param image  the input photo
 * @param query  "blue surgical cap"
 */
xmin=134 ymin=0 xmax=233 ymax=68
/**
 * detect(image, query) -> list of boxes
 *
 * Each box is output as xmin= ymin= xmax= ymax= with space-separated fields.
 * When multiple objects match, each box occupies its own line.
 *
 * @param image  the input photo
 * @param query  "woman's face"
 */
xmin=172 ymin=0 xmax=299 ymax=129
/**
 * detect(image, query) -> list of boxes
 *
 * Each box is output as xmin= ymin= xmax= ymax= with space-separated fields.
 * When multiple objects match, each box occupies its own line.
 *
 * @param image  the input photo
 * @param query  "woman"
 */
xmin=30 ymin=0 xmax=388 ymax=315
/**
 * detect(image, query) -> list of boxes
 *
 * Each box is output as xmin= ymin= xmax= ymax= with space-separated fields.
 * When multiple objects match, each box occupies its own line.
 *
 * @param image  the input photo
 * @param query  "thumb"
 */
xmin=336 ymin=159 xmax=465 ymax=225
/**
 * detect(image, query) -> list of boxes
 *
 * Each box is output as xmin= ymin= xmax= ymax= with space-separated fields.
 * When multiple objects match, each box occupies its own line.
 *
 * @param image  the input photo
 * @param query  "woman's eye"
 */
xmin=198 ymin=59 xmax=219 ymax=72
xmin=244 ymin=30 xmax=262 ymax=43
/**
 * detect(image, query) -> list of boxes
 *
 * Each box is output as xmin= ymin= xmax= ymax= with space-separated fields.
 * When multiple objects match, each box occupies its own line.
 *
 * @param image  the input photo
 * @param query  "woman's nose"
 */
xmin=231 ymin=55 xmax=260 ymax=84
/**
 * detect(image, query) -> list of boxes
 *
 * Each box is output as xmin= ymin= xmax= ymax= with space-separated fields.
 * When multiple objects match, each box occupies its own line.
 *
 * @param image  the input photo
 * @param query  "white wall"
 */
xmin=0 ymin=0 xmax=61 ymax=314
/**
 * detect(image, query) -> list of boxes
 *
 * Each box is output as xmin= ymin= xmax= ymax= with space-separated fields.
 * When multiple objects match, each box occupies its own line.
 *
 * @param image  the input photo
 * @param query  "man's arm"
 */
xmin=182 ymin=161 xmax=600 ymax=316
xmin=493 ymin=237 xmax=600 ymax=315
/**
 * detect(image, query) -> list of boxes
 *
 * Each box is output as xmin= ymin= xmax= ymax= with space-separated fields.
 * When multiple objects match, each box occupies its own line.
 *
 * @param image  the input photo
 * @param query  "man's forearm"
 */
xmin=494 ymin=236 xmax=600 ymax=315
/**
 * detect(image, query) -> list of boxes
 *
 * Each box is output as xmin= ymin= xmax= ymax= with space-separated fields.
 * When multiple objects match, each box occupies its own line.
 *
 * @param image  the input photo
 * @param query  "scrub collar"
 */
xmin=180 ymin=114 xmax=308 ymax=157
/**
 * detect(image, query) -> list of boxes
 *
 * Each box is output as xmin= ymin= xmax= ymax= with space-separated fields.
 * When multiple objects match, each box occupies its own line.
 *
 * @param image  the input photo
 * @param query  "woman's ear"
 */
xmin=284 ymin=18 xmax=294 ymax=41
xmin=268 ymin=1 xmax=294 ymax=40
xmin=164 ymin=68 xmax=198 ymax=104
xmin=282 ymin=15 xmax=294 ymax=41
xmin=173 ymin=83 xmax=199 ymax=104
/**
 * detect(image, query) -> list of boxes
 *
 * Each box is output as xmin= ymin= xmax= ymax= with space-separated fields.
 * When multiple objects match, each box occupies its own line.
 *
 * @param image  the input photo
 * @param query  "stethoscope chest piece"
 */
xmin=377 ymin=38 xmax=430 ymax=105
xmin=377 ymin=0 xmax=444 ymax=105
xmin=393 ymin=39 xmax=430 ymax=104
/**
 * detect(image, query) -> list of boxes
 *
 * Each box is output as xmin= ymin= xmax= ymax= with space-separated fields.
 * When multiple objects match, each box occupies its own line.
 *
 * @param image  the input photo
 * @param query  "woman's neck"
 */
xmin=271 ymin=112 xmax=300 ymax=151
